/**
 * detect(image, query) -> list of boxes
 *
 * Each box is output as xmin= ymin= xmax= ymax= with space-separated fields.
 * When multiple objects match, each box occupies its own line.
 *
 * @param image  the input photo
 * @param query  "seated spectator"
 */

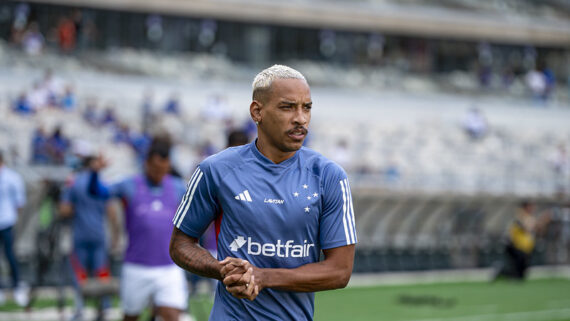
xmin=47 ymin=126 xmax=70 ymax=165
xmin=100 ymin=106 xmax=117 ymax=126
xmin=164 ymin=93 xmax=180 ymax=115
xmin=113 ymin=123 xmax=131 ymax=145
xmin=30 ymin=127 xmax=49 ymax=164
xmin=462 ymin=107 xmax=488 ymax=140
xmin=27 ymin=81 xmax=49 ymax=111
xmin=60 ymin=86 xmax=76 ymax=111
xmin=42 ymin=69 xmax=64 ymax=106
xmin=22 ymin=22 xmax=44 ymax=56
xmin=385 ymin=162 xmax=401 ymax=183
xmin=82 ymin=98 xmax=99 ymax=126
xmin=526 ymin=68 xmax=547 ymax=103
xmin=13 ymin=92 xmax=33 ymax=115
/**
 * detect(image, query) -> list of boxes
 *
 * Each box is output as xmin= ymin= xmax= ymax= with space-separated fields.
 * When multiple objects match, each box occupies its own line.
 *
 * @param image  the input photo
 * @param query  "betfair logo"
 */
xmin=229 ymin=236 xmax=247 ymax=251
xmin=229 ymin=236 xmax=314 ymax=258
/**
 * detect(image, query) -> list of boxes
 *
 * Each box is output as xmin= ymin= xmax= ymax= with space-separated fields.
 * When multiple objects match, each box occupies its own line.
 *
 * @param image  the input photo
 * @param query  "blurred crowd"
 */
xmin=10 ymin=4 xmax=97 ymax=56
xmin=2 ymin=2 xmax=568 ymax=105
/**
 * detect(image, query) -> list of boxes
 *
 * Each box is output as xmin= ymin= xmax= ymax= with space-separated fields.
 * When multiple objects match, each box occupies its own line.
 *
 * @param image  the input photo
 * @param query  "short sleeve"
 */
xmin=319 ymin=163 xmax=357 ymax=249
xmin=173 ymin=165 xmax=220 ymax=238
xmin=108 ymin=179 xmax=132 ymax=200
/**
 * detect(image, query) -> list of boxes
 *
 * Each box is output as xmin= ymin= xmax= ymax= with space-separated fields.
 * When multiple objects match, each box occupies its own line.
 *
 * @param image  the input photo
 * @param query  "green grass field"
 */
xmin=314 ymin=278 xmax=570 ymax=321
xmin=2 ymin=278 xmax=569 ymax=321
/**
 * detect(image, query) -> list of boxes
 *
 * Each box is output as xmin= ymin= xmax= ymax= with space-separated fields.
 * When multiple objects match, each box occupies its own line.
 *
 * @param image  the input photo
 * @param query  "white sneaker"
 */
xmin=13 ymin=283 xmax=30 ymax=307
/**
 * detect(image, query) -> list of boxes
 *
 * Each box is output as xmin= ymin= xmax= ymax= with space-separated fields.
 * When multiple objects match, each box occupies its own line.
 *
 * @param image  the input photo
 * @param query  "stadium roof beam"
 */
xmin=26 ymin=0 xmax=570 ymax=47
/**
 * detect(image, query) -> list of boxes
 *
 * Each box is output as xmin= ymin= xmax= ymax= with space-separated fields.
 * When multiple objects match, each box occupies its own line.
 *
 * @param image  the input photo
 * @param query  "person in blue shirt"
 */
xmin=169 ymin=65 xmax=357 ymax=320
xmin=60 ymin=154 xmax=119 ymax=321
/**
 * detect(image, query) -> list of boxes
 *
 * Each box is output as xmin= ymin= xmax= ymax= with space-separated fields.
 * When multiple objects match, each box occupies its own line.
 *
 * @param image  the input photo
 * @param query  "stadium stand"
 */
xmin=0 ymin=0 xmax=569 ymax=289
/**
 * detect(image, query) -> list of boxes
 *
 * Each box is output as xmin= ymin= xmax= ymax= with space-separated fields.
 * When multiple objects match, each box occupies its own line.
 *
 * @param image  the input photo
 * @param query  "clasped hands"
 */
xmin=219 ymin=257 xmax=261 ymax=301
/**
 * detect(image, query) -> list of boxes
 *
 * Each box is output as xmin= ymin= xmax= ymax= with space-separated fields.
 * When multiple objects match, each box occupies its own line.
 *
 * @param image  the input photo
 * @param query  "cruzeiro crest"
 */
xmin=292 ymin=183 xmax=318 ymax=214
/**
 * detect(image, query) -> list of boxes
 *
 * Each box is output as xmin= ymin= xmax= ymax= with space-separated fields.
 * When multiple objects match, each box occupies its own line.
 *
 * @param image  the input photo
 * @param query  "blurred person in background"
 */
xmin=21 ymin=21 xmax=45 ymax=56
xmin=59 ymin=144 xmax=120 ymax=321
xmin=89 ymin=137 xmax=189 ymax=321
xmin=43 ymin=69 xmax=65 ymax=105
xmin=57 ymin=13 xmax=76 ymax=54
xmin=28 ymin=81 xmax=49 ymax=111
xmin=164 ymin=93 xmax=181 ymax=115
xmin=526 ymin=67 xmax=547 ymax=104
xmin=112 ymin=123 xmax=131 ymax=145
xmin=0 ymin=151 xmax=28 ymax=306
xmin=82 ymin=98 xmax=99 ymax=127
xmin=13 ymin=92 xmax=33 ymax=115
xmin=493 ymin=200 xmax=550 ymax=281
xmin=30 ymin=126 xmax=50 ymax=164
xmin=100 ymin=106 xmax=117 ymax=127
xmin=47 ymin=126 xmax=71 ymax=165
xmin=462 ymin=107 xmax=488 ymax=140
xmin=61 ymin=86 xmax=77 ymax=111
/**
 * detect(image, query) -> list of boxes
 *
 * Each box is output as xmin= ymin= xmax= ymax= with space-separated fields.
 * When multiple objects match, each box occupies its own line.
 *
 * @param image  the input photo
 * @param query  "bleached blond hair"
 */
xmin=252 ymin=64 xmax=306 ymax=101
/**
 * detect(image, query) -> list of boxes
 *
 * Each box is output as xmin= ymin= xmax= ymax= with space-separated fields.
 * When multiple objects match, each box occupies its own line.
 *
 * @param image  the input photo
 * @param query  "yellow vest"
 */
xmin=509 ymin=223 xmax=535 ymax=254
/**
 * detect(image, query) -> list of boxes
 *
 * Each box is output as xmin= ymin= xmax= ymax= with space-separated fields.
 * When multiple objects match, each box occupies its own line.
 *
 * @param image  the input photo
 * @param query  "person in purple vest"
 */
xmin=88 ymin=138 xmax=188 ymax=321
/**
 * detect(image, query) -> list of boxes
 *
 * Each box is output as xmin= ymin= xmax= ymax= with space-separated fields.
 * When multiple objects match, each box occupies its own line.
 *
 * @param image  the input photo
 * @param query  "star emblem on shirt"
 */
xmin=307 ymin=196 xmax=311 ymax=200
xmin=313 ymin=193 xmax=318 ymax=197
xmin=303 ymin=184 xmax=308 ymax=189
xmin=304 ymin=207 xmax=310 ymax=213
xmin=293 ymin=192 xmax=299 ymax=197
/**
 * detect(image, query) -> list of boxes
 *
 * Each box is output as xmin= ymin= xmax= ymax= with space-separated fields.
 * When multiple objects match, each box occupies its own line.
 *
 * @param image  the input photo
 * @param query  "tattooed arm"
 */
xmin=169 ymin=227 xmax=223 ymax=280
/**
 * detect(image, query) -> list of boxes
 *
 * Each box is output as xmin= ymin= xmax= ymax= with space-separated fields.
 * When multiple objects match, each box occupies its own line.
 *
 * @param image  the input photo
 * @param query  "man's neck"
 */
xmin=255 ymin=139 xmax=295 ymax=164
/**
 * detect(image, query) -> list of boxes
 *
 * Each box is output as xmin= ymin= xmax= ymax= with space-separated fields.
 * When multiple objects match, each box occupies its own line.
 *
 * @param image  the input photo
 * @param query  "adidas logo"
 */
xmin=234 ymin=190 xmax=252 ymax=202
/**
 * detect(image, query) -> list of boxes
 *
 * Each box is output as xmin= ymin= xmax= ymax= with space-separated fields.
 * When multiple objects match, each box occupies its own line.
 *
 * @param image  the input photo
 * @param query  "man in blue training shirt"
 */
xmin=60 ymin=153 xmax=119 ymax=321
xmin=170 ymin=65 xmax=357 ymax=320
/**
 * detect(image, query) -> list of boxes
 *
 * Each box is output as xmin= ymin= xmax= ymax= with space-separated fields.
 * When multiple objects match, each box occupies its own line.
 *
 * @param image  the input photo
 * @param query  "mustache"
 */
xmin=286 ymin=127 xmax=309 ymax=135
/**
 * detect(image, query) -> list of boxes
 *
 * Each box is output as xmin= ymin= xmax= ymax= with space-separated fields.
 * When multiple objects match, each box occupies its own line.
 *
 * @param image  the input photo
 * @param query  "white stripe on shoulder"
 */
xmin=175 ymin=171 xmax=204 ymax=228
xmin=172 ymin=167 xmax=201 ymax=224
xmin=345 ymin=179 xmax=357 ymax=243
xmin=340 ymin=180 xmax=350 ymax=245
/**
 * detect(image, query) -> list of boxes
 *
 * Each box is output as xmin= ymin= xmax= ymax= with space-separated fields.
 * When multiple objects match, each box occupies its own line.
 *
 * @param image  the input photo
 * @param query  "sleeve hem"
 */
xmin=321 ymin=240 xmax=357 ymax=250
xmin=176 ymin=225 xmax=203 ymax=239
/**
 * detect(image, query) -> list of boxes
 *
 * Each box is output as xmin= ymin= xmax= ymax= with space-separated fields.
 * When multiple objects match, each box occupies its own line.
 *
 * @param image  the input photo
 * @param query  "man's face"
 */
xmin=255 ymin=78 xmax=312 ymax=154
xmin=145 ymin=155 xmax=170 ymax=184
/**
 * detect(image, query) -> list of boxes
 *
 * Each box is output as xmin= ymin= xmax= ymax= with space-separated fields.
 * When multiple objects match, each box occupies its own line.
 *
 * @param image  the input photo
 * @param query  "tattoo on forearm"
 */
xmin=173 ymin=237 xmax=221 ymax=280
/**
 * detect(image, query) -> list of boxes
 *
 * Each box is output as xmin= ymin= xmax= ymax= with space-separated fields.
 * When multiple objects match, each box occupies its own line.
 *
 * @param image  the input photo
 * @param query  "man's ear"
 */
xmin=250 ymin=100 xmax=262 ymax=124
